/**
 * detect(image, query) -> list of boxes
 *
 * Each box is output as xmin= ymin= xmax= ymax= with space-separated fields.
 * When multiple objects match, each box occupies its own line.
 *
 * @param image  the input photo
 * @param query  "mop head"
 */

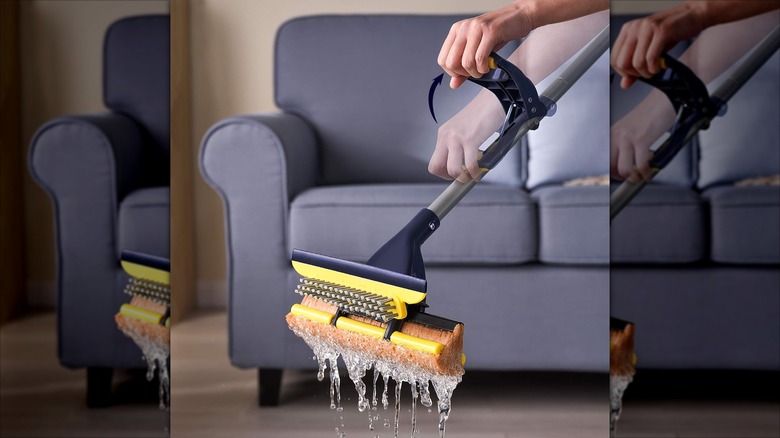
xmin=610 ymin=320 xmax=636 ymax=378
xmin=287 ymin=295 xmax=464 ymax=377
xmin=115 ymin=295 xmax=169 ymax=349
xmin=115 ymin=251 xmax=170 ymax=351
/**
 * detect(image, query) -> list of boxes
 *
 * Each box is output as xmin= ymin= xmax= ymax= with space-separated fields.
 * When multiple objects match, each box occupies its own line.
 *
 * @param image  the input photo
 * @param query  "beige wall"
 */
xmin=21 ymin=0 xmax=169 ymax=307
xmin=190 ymin=0 xmax=510 ymax=307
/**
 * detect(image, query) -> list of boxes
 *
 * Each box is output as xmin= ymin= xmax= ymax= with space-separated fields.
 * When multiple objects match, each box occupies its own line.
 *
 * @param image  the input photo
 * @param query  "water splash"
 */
xmin=290 ymin=323 xmax=462 ymax=437
xmin=410 ymin=381 xmax=419 ymax=437
xmin=116 ymin=324 xmax=169 ymax=409
xmin=394 ymin=380 xmax=403 ymax=437
xmin=610 ymin=375 xmax=633 ymax=437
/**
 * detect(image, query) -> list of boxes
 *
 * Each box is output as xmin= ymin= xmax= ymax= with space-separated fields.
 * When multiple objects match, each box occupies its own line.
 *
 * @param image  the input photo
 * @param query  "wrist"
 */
xmin=682 ymin=1 xmax=709 ymax=31
xmin=512 ymin=0 xmax=537 ymax=32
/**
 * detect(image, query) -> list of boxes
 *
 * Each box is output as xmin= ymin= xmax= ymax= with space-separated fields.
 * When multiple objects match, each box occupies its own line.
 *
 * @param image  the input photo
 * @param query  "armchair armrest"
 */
xmin=199 ymin=112 xmax=318 ymax=366
xmin=28 ymin=113 xmax=148 ymax=367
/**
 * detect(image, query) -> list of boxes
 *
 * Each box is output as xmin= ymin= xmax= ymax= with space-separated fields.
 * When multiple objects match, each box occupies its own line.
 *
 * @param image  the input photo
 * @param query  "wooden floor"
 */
xmin=170 ymin=312 xmax=609 ymax=438
xmin=0 ymin=312 xmax=168 ymax=438
xmin=2 ymin=311 xmax=778 ymax=437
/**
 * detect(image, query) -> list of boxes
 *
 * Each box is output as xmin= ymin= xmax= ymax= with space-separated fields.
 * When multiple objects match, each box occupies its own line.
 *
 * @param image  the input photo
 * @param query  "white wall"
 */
xmin=21 ymin=0 xmax=169 ymax=307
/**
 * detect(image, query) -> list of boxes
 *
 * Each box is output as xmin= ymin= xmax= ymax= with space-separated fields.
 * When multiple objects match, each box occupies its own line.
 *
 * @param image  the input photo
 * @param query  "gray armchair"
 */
xmin=201 ymin=14 xmax=610 ymax=406
xmin=28 ymin=15 xmax=169 ymax=407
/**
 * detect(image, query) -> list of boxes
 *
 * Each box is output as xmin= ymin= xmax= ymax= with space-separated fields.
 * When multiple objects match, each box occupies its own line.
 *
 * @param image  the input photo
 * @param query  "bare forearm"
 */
xmin=520 ymin=0 xmax=609 ymax=29
xmin=687 ymin=0 xmax=780 ymax=29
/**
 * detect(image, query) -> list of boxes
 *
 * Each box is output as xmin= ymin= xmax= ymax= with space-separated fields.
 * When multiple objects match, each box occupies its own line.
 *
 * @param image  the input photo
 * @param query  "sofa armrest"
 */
xmin=200 ymin=113 xmax=318 ymax=200
xmin=199 ymin=112 xmax=318 ymax=366
xmin=28 ymin=113 xmax=147 ymax=367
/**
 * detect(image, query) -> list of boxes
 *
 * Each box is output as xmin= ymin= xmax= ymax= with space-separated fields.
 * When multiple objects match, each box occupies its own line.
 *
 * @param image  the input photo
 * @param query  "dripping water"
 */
xmin=610 ymin=375 xmax=633 ymax=437
xmin=116 ymin=324 xmax=169 ymax=409
xmin=290 ymin=323 xmax=462 ymax=437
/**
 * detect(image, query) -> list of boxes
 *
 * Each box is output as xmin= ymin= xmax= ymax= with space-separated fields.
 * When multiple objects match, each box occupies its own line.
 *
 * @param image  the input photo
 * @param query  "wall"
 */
xmin=190 ymin=0 xmax=511 ymax=307
xmin=21 ymin=0 xmax=169 ymax=307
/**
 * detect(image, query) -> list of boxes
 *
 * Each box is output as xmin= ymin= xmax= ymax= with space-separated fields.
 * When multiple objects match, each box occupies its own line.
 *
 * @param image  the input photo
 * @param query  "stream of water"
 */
xmin=117 ymin=324 xmax=170 ymax=409
xmin=609 ymin=374 xmax=633 ymax=437
xmin=291 ymin=323 xmax=461 ymax=437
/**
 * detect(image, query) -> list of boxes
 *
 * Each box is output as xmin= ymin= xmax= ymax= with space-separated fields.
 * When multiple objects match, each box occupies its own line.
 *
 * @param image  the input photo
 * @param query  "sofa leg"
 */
xmin=258 ymin=368 xmax=282 ymax=406
xmin=86 ymin=367 xmax=113 ymax=408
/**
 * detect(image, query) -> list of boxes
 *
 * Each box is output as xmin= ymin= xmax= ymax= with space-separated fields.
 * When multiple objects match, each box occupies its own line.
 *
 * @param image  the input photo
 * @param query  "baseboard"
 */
xmin=196 ymin=280 xmax=227 ymax=309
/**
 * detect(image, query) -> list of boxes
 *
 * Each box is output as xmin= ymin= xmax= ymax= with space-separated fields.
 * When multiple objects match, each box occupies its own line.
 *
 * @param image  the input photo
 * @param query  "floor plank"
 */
xmin=0 ymin=312 xmax=168 ymax=438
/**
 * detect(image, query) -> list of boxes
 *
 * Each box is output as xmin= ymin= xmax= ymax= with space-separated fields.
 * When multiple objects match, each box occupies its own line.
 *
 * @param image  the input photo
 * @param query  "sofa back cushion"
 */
xmin=104 ymin=15 xmax=170 ymax=155
xmin=525 ymin=49 xmax=610 ymax=189
xmin=275 ymin=15 xmax=522 ymax=185
xmin=698 ymin=50 xmax=779 ymax=188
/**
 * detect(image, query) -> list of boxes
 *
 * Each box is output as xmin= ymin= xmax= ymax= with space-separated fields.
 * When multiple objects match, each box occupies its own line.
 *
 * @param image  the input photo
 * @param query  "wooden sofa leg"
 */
xmin=258 ymin=368 xmax=282 ymax=406
xmin=86 ymin=367 xmax=113 ymax=408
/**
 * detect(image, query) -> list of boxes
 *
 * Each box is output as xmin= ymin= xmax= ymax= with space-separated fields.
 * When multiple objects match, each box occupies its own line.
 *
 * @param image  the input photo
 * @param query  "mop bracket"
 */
xmin=639 ymin=53 xmax=721 ymax=171
xmin=468 ymin=52 xmax=547 ymax=170
xmin=642 ymin=53 xmax=719 ymax=122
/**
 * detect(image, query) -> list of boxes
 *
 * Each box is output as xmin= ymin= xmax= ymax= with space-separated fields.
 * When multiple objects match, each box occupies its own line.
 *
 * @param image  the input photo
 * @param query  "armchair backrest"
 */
xmin=104 ymin=15 xmax=170 ymax=156
xmin=275 ymin=14 xmax=521 ymax=186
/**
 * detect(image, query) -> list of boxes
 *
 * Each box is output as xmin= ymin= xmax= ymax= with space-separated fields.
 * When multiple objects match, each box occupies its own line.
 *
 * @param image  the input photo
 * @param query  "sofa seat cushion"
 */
xmin=118 ymin=187 xmax=170 ymax=258
xmin=531 ymin=185 xmax=609 ymax=265
xmin=611 ymin=185 xmax=705 ymax=263
xmin=289 ymin=183 xmax=537 ymax=265
xmin=704 ymin=186 xmax=780 ymax=264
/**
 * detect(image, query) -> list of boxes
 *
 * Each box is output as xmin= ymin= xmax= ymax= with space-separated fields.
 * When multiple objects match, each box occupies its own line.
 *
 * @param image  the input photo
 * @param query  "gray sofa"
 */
xmin=610 ymin=15 xmax=780 ymax=370
xmin=28 ymin=15 xmax=170 ymax=406
xmin=200 ymin=14 xmax=611 ymax=405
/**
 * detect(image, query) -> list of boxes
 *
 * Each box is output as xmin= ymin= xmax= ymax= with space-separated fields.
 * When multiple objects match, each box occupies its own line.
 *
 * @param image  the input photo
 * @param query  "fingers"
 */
xmin=463 ymin=145 xmax=482 ymax=182
xmin=446 ymin=144 xmax=465 ymax=181
xmin=450 ymin=75 xmax=468 ymax=89
xmin=611 ymin=13 xmax=680 ymax=89
xmin=460 ymin=25 xmax=484 ymax=79
xmin=428 ymin=144 xmax=451 ymax=180
xmin=438 ymin=23 xmax=459 ymax=76
xmin=438 ymin=12 xmax=519 ymax=89
xmin=633 ymin=144 xmax=654 ymax=182
xmin=618 ymin=146 xmax=642 ymax=184
xmin=645 ymin=30 xmax=667 ymax=76
xmin=612 ymin=20 xmax=663 ymax=89
xmin=475 ymin=36 xmax=496 ymax=75
xmin=631 ymin=21 xmax=654 ymax=79
xmin=612 ymin=23 xmax=640 ymax=87
xmin=430 ymin=124 xmax=486 ymax=182
xmin=611 ymin=128 xmax=654 ymax=183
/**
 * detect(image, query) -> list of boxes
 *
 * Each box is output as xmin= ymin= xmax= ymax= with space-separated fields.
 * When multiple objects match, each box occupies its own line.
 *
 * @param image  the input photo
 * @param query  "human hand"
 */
xmin=610 ymin=117 xmax=655 ymax=183
xmin=428 ymin=91 xmax=504 ymax=182
xmin=438 ymin=2 xmax=533 ymax=89
xmin=611 ymin=2 xmax=705 ymax=89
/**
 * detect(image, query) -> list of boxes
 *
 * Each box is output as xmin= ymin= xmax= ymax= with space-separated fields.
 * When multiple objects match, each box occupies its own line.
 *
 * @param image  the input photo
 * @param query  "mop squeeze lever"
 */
xmin=468 ymin=52 xmax=549 ymax=170
xmin=641 ymin=53 xmax=720 ymax=173
xmin=287 ymin=27 xmax=611 ymax=376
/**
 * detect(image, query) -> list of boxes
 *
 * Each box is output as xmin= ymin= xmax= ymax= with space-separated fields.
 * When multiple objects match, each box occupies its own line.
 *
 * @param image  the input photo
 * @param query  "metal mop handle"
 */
xmin=610 ymin=25 xmax=780 ymax=221
xmin=429 ymin=25 xmax=611 ymax=219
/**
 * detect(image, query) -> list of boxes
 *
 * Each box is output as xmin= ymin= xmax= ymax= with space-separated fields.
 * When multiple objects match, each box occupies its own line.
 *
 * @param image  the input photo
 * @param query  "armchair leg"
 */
xmin=258 ymin=368 xmax=282 ymax=406
xmin=86 ymin=367 xmax=113 ymax=408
